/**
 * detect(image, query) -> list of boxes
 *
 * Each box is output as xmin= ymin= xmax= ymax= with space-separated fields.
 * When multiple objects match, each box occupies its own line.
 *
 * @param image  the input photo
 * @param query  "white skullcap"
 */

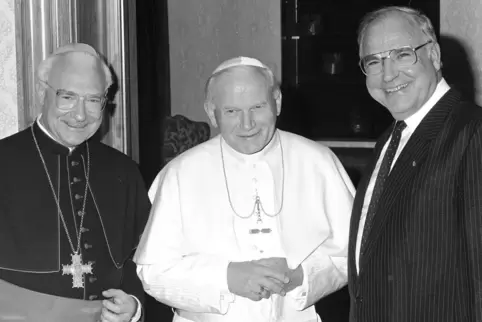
xmin=212 ymin=56 xmax=270 ymax=75
xmin=53 ymin=43 xmax=100 ymax=57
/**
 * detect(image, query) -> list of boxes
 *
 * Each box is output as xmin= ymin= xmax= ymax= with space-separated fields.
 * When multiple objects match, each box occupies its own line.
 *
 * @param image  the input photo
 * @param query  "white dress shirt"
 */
xmin=355 ymin=78 xmax=451 ymax=273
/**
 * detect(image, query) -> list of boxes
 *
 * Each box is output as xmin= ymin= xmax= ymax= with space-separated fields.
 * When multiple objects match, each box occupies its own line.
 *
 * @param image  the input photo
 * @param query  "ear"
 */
xmin=429 ymin=42 xmax=442 ymax=71
xmin=274 ymin=89 xmax=282 ymax=116
xmin=204 ymin=101 xmax=218 ymax=128
xmin=36 ymin=81 xmax=47 ymax=106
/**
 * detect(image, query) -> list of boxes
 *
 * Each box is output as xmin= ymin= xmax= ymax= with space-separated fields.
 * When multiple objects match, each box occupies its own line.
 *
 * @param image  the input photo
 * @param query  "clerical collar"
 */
xmin=220 ymin=129 xmax=280 ymax=164
xmin=33 ymin=117 xmax=86 ymax=156
xmin=36 ymin=115 xmax=75 ymax=153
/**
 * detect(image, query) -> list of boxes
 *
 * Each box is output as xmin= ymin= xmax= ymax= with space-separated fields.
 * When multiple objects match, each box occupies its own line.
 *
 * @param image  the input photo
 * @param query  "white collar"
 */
xmin=36 ymin=115 xmax=75 ymax=152
xmin=404 ymin=78 xmax=450 ymax=132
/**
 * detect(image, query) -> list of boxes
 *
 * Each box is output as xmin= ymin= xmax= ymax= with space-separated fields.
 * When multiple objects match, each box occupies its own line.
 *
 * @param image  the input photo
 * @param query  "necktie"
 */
xmin=360 ymin=121 xmax=407 ymax=253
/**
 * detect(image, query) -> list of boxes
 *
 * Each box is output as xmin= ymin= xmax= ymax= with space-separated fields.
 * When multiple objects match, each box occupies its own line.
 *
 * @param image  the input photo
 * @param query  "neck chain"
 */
xmin=220 ymin=135 xmax=285 ymax=223
xmin=31 ymin=126 xmax=90 ymax=256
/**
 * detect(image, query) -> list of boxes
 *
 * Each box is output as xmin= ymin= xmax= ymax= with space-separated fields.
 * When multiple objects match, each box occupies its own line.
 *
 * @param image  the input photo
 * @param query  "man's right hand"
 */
xmin=227 ymin=261 xmax=290 ymax=301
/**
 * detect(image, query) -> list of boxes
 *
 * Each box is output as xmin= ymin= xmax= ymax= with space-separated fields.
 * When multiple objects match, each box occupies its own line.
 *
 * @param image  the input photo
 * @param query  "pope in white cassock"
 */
xmin=134 ymin=56 xmax=355 ymax=321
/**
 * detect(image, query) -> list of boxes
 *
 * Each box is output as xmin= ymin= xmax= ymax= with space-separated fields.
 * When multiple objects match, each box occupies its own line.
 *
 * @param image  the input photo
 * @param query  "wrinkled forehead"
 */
xmin=362 ymin=13 xmax=423 ymax=56
xmin=49 ymin=52 xmax=106 ymax=91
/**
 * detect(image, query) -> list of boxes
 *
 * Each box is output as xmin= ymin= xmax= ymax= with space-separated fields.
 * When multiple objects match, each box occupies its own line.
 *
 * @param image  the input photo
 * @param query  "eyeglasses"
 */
xmin=42 ymin=81 xmax=107 ymax=117
xmin=359 ymin=40 xmax=433 ymax=76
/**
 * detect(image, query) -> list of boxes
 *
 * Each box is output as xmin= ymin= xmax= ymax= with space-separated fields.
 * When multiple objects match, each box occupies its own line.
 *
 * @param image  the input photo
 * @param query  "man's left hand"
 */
xmin=255 ymin=257 xmax=304 ymax=293
xmin=100 ymin=289 xmax=137 ymax=322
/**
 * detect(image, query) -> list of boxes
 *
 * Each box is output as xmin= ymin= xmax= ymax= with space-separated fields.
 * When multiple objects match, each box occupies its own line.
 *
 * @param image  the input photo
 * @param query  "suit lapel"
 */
xmin=359 ymin=89 xmax=461 ymax=269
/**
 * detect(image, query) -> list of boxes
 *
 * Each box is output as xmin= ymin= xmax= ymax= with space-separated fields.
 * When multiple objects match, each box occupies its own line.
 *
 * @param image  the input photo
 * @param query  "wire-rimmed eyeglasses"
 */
xmin=42 ymin=81 xmax=107 ymax=117
xmin=359 ymin=40 xmax=433 ymax=76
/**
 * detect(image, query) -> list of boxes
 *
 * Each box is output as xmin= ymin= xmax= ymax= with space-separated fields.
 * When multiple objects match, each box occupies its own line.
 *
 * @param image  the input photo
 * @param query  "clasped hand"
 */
xmin=227 ymin=257 xmax=300 ymax=301
xmin=98 ymin=289 xmax=137 ymax=322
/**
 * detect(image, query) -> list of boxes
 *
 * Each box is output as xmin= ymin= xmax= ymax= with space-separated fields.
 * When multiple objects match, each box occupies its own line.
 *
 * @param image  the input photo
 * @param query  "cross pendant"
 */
xmin=255 ymin=197 xmax=263 ymax=224
xmin=62 ymin=253 xmax=93 ymax=288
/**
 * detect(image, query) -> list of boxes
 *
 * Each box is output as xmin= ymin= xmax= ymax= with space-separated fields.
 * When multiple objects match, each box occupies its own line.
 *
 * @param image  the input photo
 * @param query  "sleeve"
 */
xmin=129 ymin=295 xmax=143 ymax=322
xmin=286 ymin=149 xmax=354 ymax=310
xmin=459 ymin=126 xmax=482 ymax=321
xmin=120 ymin=165 xmax=152 ymax=307
xmin=133 ymin=166 xmax=236 ymax=314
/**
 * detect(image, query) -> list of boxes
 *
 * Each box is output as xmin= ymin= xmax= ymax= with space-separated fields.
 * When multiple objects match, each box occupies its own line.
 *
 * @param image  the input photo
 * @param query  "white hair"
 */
xmin=358 ymin=6 xmax=438 ymax=55
xmin=37 ymin=43 xmax=113 ymax=90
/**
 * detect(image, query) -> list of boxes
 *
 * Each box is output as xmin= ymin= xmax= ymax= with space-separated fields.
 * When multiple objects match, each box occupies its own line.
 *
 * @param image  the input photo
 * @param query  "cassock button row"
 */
xmin=89 ymin=295 xmax=98 ymax=300
xmin=80 ymin=227 xmax=90 ymax=233
xmin=71 ymin=177 xmax=82 ymax=184
xmin=75 ymin=194 xmax=83 ymax=200
xmin=71 ymin=161 xmax=80 ymax=167
xmin=77 ymin=210 xmax=85 ymax=216
xmin=84 ymin=243 xmax=93 ymax=249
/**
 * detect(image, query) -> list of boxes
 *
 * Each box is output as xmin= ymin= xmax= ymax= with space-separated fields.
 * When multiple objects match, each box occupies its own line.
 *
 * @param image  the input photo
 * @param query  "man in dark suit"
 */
xmin=348 ymin=6 xmax=482 ymax=322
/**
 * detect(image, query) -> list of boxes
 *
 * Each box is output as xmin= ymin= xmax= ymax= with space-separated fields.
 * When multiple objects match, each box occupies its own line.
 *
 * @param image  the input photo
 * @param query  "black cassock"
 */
xmin=0 ymin=122 xmax=151 ymax=303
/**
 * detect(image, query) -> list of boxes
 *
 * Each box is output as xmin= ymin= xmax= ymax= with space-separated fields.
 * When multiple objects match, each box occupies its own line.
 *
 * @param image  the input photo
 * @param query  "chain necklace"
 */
xmin=31 ymin=126 xmax=92 ymax=288
xmin=220 ymin=134 xmax=285 ymax=224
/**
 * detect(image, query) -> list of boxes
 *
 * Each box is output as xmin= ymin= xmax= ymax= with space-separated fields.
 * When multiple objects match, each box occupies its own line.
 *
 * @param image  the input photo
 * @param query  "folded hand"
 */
xmin=99 ymin=289 xmax=137 ymax=322
xmin=255 ymin=257 xmax=303 ymax=293
xmin=227 ymin=261 xmax=290 ymax=301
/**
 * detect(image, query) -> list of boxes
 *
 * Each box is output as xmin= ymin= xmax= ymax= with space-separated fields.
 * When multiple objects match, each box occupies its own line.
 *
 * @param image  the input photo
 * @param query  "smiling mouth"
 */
xmin=239 ymin=132 xmax=260 ymax=139
xmin=66 ymin=123 xmax=87 ymax=130
xmin=385 ymin=83 xmax=409 ymax=94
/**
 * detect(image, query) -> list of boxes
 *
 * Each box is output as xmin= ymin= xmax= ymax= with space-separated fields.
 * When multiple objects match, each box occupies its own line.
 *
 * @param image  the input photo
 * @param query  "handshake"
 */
xmin=226 ymin=257 xmax=303 ymax=301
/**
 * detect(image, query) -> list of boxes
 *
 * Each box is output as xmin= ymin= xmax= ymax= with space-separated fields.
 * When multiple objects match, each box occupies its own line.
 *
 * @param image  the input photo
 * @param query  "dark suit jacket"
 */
xmin=348 ymin=89 xmax=482 ymax=322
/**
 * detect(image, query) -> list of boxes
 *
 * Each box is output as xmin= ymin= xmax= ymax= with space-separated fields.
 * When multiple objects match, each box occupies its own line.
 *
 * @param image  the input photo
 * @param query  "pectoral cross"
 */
xmin=255 ymin=196 xmax=263 ymax=224
xmin=62 ymin=253 xmax=93 ymax=288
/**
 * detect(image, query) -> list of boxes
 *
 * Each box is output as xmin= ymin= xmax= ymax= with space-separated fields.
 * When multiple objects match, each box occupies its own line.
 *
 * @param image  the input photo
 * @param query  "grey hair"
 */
xmin=357 ymin=6 xmax=438 ymax=55
xmin=37 ymin=51 xmax=113 ymax=91
xmin=204 ymin=65 xmax=280 ymax=108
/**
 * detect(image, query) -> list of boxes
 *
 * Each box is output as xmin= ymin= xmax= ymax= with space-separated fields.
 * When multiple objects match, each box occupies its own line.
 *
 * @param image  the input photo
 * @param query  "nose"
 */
xmin=382 ymin=58 xmax=399 ymax=82
xmin=72 ymin=97 xmax=87 ymax=121
xmin=240 ymin=110 xmax=255 ymax=130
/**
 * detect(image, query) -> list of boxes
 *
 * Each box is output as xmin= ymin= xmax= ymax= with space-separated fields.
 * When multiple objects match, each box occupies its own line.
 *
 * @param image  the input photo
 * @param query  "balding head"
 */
xmin=37 ymin=43 xmax=112 ymax=91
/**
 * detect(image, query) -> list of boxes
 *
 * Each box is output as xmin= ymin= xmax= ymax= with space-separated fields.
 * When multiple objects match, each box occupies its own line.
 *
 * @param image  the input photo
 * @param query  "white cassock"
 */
xmin=134 ymin=130 xmax=355 ymax=322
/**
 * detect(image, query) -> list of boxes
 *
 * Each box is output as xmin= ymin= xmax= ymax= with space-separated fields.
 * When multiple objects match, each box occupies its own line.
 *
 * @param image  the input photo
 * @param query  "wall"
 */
xmin=0 ymin=0 xmax=18 ymax=139
xmin=168 ymin=0 xmax=281 ymax=133
xmin=441 ymin=0 xmax=482 ymax=105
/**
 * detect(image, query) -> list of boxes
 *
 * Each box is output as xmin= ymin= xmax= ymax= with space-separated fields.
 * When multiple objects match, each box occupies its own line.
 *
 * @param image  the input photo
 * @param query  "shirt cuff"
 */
xmin=286 ymin=264 xmax=309 ymax=309
xmin=218 ymin=261 xmax=236 ymax=314
xmin=129 ymin=295 xmax=142 ymax=322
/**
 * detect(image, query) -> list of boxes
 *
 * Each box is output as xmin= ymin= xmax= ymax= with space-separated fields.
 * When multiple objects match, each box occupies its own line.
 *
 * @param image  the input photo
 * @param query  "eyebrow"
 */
xmin=57 ymin=88 xmax=105 ymax=97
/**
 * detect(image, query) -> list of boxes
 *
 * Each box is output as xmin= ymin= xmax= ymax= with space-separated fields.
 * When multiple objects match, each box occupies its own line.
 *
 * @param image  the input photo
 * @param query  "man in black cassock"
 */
xmin=0 ymin=43 xmax=150 ymax=322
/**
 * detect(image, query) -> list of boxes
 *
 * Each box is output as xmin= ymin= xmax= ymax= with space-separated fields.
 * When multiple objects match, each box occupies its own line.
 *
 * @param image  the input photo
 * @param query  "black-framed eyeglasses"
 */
xmin=359 ymin=40 xmax=433 ymax=76
xmin=42 ymin=81 xmax=107 ymax=117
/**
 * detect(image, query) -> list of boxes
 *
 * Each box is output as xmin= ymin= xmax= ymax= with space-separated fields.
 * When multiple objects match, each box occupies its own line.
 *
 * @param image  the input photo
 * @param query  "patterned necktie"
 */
xmin=360 ymin=121 xmax=407 ymax=252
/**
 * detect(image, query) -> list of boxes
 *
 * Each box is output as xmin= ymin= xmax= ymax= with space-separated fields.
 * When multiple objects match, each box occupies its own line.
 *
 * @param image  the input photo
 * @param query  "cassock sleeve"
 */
xmin=119 ymin=166 xmax=152 ymax=312
xmin=286 ymin=149 xmax=354 ymax=310
xmin=133 ymin=166 xmax=235 ymax=314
